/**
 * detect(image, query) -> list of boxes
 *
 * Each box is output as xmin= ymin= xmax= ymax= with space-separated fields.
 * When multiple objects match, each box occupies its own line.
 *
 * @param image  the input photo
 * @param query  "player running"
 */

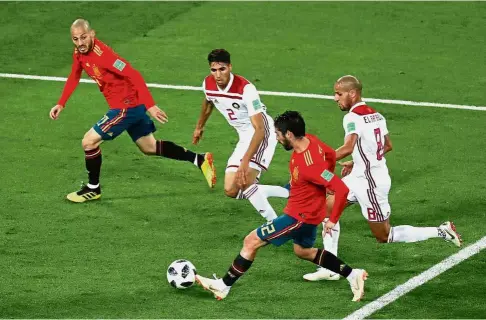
xmin=49 ymin=19 xmax=216 ymax=203
xmin=195 ymin=111 xmax=368 ymax=302
xmin=192 ymin=49 xmax=288 ymax=222
xmin=303 ymin=75 xmax=462 ymax=282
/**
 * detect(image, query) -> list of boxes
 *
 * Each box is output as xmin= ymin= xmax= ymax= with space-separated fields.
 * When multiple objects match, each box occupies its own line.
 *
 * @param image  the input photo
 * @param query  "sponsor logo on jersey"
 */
xmin=321 ymin=169 xmax=334 ymax=182
xmin=113 ymin=59 xmax=126 ymax=71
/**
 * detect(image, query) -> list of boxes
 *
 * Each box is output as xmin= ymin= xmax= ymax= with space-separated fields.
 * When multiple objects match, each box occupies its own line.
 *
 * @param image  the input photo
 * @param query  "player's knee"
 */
xmin=224 ymin=187 xmax=238 ymax=198
xmin=82 ymin=137 xmax=97 ymax=151
xmin=139 ymin=144 xmax=155 ymax=155
xmin=375 ymin=234 xmax=389 ymax=243
xmin=293 ymin=246 xmax=305 ymax=258
xmin=243 ymin=233 xmax=259 ymax=252
xmin=293 ymin=246 xmax=311 ymax=260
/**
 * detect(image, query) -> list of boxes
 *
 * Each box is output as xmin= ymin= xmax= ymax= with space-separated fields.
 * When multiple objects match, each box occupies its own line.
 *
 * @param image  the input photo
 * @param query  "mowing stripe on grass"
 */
xmin=1 ymin=73 xmax=485 ymax=111
xmin=344 ymin=235 xmax=486 ymax=320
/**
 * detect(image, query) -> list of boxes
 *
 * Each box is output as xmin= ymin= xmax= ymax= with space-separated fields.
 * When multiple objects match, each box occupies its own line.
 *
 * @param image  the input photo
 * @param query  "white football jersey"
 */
xmin=203 ymin=73 xmax=274 ymax=138
xmin=343 ymin=102 xmax=389 ymax=178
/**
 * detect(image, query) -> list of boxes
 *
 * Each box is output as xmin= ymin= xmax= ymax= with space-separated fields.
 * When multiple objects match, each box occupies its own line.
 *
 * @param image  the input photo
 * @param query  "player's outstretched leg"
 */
xmin=388 ymin=221 xmax=462 ymax=247
xmin=196 ymin=252 xmax=253 ymax=300
xmin=307 ymin=248 xmax=368 ymax=302
xmin=196 ymin=230 xmax=264 ymax=300
xmin=154 ymin=140 xmax=216 ymax=188
xmin=239 ymin=183 xmax=278 ymax=222
xmin=67 ymin=147 xmax=102 ymax=203
xmin=258 ymin=184 xmax=289 ymax=199
xmin=303 ymin=219 xmax=341 ymax=281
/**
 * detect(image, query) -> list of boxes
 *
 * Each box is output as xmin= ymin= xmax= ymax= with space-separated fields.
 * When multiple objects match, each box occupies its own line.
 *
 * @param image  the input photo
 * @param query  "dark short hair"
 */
xmin=274 ymin=111 xmax=306 ymax=138
xmin=208 ymin=49 xmax=231 ymax=64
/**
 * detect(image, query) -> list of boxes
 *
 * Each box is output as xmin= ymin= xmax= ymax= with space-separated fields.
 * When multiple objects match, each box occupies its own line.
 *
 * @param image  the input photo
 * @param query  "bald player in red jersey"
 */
xmin=49 ymin=19 xmax=216 ymax=202
xmin=194 ymin=111 xmax=368 ymax=302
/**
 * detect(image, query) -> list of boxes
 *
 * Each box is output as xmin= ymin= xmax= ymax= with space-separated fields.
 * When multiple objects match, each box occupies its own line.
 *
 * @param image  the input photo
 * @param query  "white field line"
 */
xmin=1 ymin=72 xmax=485 ymax=111
xmin=344 ymin=235 xmax=486 ymax=320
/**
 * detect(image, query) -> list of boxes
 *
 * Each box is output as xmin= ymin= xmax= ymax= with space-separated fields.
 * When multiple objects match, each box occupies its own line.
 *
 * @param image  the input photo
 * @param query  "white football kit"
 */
xmin=342 ymin=102 xmax=391 ymax=222
xmin=203 ymin=73 xmax=277 ymax=173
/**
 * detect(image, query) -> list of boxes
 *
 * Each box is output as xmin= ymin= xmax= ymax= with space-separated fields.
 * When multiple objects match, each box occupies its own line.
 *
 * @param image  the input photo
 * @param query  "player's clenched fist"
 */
xmin=339 ymin=161 xmax=354 ymax=177
xmin=148 ymin=105 xmax=168 ymax=124
xmin=324 ymin=220 xmax=336 ymax=235
xmin=192 ymin=128 xmax=204 ymax=145
xmin=49 ymin=104 xmax=64 ymax=120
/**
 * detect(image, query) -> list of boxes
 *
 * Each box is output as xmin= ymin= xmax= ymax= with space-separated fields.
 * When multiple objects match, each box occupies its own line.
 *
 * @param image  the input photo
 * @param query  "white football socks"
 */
xmin=242 ymin=184 xmax=278 ymax=222
xmin=258 ymin=185 xmax=289 ymax=198
xmin=322 ymin=218 xmax=340 ymax=256
xmin=388 ymin=225 xmax=440 ymax=243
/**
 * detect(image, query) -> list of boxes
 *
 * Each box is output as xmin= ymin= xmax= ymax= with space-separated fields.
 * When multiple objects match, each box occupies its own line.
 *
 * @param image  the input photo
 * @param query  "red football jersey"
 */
xmin=284 ymin=134 xmax=348 ymax=225
xmin=57 ymin=38 xmax=155 ymax=110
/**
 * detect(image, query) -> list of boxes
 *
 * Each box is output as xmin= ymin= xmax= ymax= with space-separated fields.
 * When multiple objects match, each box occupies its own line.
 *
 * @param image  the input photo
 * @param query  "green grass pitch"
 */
xmin=0 ymin=2 xmax=485 ymax=318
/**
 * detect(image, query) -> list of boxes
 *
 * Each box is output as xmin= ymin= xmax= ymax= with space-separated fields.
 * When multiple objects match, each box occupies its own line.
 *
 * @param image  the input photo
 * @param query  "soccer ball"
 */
xmin=167 ymin=259 xmax=197 ymax=289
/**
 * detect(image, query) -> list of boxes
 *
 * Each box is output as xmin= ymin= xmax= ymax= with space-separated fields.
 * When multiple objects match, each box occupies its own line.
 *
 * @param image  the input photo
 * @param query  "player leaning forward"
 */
xmin=49 ymin=19 xmax=216 ymax=202
xmin=304 ymin=75 xmax=462 ymax=281
xmin=193 ymin=49 xmax=288 ymax=221
xmin=195 ymin=111 xmax=368 ymax=302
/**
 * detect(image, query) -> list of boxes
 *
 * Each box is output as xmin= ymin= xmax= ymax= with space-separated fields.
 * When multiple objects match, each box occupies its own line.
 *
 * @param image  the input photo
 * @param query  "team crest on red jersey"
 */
xmin=92 ymin=64 xmax=102 ymax=78
xmin=292 ymin=166 xmax=299 ymax=182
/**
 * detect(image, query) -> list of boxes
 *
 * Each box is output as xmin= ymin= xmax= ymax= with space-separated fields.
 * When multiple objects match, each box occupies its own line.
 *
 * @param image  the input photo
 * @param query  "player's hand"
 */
xmin=324 ymin=220 xmax=336 ymax=235
xmin=49 ymin=104 xmax=64 ymax=120
xmin=236 ymin=159 xmax=250 ymax=189
xmin=192 ymin=128 xmax=204 ymax=145
xmin=148 ymin=105 xmax=168 ymax=124
xmin=339 ymin=160 xmax=354 ymax=177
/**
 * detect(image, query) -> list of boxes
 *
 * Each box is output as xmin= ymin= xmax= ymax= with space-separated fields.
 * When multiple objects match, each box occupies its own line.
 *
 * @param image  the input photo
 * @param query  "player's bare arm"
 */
xmin=384 ymin=134 xmax=393 ymax=153
xmin=193 ymin=98 xmax=214 ymax=145
xmin=51 ymin=55 xmax=83 ymax=120
xmin=236 ymin=113 xmax=266 ymax=187
xmin=335 ymin=133 xmax=358 ymax=161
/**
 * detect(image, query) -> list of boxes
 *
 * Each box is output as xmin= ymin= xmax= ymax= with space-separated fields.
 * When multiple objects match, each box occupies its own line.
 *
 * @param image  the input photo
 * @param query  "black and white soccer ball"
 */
xmin=167 ymin=259 xmax=197 ymax=289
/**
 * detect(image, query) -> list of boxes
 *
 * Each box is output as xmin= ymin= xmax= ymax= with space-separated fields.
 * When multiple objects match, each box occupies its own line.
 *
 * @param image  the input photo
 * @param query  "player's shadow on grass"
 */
xmin=101 ymin=192 xmax=179 ymax=201
xmin=169 ymin=285 xmax=221 ymax=301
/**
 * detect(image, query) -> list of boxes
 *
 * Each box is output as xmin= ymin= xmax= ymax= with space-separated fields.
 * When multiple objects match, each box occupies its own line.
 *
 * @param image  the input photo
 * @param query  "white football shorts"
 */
xmin=225 ymin=133 xmax=277 ymax=174
xmin=342 ymin=172 xmax=391 ymax=222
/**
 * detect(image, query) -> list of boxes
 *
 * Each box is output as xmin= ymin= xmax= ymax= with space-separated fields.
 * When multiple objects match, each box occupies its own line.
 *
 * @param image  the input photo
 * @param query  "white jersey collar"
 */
xmin=349 ymin=101 xmax=366 ymax=113
xmin=218 ymin=73 xmax=234 ymax=93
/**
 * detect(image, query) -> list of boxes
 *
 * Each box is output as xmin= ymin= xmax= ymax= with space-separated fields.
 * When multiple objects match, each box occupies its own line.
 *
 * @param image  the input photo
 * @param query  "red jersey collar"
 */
xmin=349 ymin=101 xmax=366 ymax=113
